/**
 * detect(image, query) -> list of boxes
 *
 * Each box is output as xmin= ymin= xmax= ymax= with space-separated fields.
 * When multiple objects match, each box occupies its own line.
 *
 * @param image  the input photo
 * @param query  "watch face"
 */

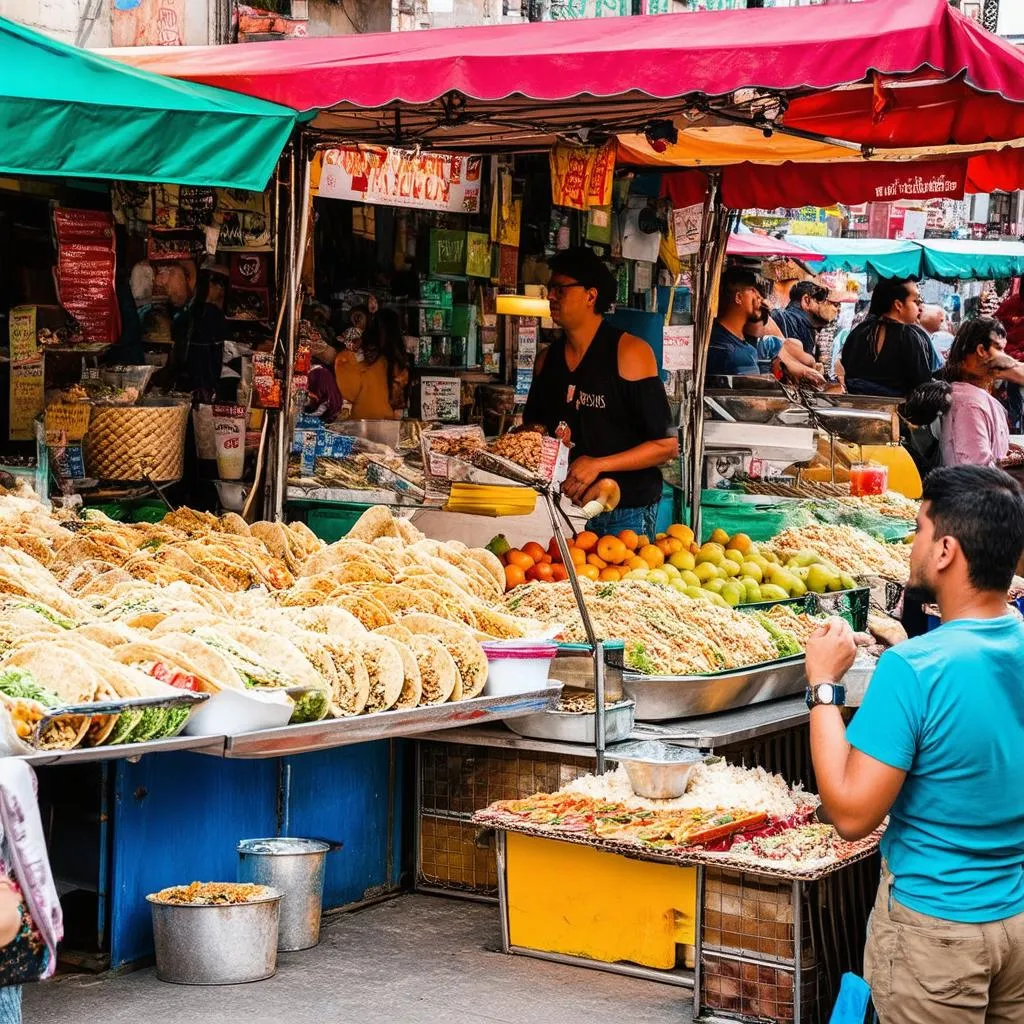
xmin=817 ymin=683 xmax=834 ymax=705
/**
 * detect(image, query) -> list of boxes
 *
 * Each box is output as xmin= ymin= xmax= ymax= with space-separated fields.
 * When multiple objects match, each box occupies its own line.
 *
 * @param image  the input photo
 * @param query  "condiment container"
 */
xmin=481 ymin=640 xmax=558 ymax=696
xmin=612 ymin=740 xmax=707 ymax=799
xmin=184 ymin=688 xmax=292 ymax=737
xmin=849 ymin=462 xmax=888 ymax=497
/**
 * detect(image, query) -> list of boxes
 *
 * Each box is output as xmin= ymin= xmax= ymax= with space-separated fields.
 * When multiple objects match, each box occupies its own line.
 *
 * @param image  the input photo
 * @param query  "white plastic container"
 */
xmin=481 ymin=641 xmax=558 ymax=696
xmin=184 ymin=688 xmax=293 ymax=737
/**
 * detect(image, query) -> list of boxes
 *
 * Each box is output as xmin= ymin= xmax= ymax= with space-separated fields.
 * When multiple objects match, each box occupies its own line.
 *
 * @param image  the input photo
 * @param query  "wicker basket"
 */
xmin=85 ymin=401 xmax=189 ymax=483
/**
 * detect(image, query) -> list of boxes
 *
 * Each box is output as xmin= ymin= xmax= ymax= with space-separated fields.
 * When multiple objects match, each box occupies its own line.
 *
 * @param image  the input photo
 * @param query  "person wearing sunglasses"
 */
xmin=522 ymin=247 xmax=677 ymax=538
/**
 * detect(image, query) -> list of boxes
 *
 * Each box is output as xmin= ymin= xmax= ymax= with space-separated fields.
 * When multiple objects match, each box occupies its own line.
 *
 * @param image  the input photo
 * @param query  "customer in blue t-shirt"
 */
xmin=804 ymin=465 xmax=1024 ymax=1023
xmin=706 ymin=267 xmax=765 ymax=377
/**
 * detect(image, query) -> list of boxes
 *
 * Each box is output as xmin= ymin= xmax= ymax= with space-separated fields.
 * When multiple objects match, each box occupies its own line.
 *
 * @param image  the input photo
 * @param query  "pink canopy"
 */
xmin=105 ymin=0 xmax=1024 ymax=153
xmin=727 ymin=232 xmax=822 ymax=261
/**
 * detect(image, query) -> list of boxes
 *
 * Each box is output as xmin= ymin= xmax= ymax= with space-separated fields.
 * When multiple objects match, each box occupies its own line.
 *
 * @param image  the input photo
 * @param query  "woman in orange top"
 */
xmin=334 ymin=308 xmax=410 ymax=420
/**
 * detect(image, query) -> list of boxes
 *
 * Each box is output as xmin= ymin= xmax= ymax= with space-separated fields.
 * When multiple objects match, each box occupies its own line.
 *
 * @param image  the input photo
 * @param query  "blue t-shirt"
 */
xmin=847 ymin=615 xmax=1024 ymax=923
xmin=706 ymin=322 xmax=760 ymax=376
xmin=756 ymin=336 xmax=783 ymax=361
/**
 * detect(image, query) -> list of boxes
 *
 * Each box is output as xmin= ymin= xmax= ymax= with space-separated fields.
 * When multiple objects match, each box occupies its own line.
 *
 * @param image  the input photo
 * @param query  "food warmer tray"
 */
xmin=222 ymin=683 xmax=562 ymax=759
xmin=503 ymin=690 xmax=636 ymax=744
xmin=618 ymin=655 xmax=807 ymax=722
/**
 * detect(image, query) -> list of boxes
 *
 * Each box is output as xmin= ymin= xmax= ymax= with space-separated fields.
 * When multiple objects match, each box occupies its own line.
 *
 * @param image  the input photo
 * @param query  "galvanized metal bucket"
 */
xmin=147 ymin=887 xmax=283 ymax=985
xmin=237 ymin=838 xmax=332 ymax=951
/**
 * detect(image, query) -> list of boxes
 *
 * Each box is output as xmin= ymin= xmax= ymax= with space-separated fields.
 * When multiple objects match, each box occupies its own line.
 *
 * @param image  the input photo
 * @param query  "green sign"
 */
xmin=429 ymin=229 xmax=467 ymax=277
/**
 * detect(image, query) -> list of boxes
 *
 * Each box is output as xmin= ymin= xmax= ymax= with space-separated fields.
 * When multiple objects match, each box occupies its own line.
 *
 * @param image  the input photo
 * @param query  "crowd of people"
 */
xmin=709 ymin=268 xmax=1024 ymax=474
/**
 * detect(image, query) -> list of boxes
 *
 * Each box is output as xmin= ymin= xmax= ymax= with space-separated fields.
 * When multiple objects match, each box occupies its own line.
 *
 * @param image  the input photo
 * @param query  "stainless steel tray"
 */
xmin=503 ymin=689 xmax=635 ymax=744
xmin=622 ymin=656 xmax=806 ymax=722
xmin=550 ymin=648 xmax=625 ymax=699
xmin=222 ymin=683 xmax=562 ymax=759
xmin=20 ymin=732 xmax=226 ymax=767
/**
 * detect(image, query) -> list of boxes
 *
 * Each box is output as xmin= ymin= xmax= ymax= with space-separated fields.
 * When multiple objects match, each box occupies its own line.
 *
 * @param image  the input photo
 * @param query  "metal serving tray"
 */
xmin=222 ymin=683 xmax=562 ymax=759
xmin=20 ymin=732 xmax=226 ymax=767
xmin=503 ymin=688 xmax=635 ymax=744
xmin=620 ymin=655 xmax=807 ymax=722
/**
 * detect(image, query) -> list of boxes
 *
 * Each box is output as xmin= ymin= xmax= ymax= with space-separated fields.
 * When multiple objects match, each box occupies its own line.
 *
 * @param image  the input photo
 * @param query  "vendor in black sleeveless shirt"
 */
xmin=522 ymin=248 xmax=677 ymax=538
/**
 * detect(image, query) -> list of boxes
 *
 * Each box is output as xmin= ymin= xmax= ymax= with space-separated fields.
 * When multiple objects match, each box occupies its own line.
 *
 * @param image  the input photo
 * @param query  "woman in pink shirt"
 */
xmin=938 ymin=318 xmax=1011 ymax=467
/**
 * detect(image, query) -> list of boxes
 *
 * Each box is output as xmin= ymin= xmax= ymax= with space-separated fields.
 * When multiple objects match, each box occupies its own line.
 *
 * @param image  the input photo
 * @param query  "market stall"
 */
xmin=30 ymin=1 xmax=1024 ymax=1013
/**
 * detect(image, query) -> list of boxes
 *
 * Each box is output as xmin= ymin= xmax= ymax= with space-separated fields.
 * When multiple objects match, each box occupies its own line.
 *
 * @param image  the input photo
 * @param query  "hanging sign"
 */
xmin=9 ymin=360 xmax=43 ymax=442
xmin=420 ymin=376 xmax=462 ymax=422
xmin=429 ymin=230 xmax=467 ymax=278
xmin=662 ymin=325 xmax=694 ymax=372
xmin=316 ymin=147 xmax=483 ymax=214
xmin=8 ymin=306 xmax=37 ymax=365
xmin=672 ymin=204 xmax=703 ymax=257
xmin=549 ymin=141 xmax=616 ymax=211
xmin=465 ymin=232 xmax=492 ymax=279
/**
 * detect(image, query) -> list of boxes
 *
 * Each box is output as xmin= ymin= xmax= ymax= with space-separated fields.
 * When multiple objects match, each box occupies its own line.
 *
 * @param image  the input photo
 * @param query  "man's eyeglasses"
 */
xmin=548 ymin=282 xmax=588 ymax=298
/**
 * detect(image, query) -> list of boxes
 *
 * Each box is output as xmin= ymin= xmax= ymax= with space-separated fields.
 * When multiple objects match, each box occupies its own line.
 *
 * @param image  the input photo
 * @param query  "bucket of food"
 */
xmin=480 ymin=640 xmax=558 ymax=696
xmin=147 ymin=882 xmax=283 ymax=985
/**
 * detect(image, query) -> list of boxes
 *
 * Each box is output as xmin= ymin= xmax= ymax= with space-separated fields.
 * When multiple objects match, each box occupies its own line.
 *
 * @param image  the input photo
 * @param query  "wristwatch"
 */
xmin=806 ymin=682 xmax=846 ymax=710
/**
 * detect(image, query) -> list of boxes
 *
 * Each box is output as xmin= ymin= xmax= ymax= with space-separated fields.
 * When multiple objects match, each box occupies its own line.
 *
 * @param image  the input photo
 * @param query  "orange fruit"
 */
xmin=586 ymin=553 xmax=608 ymax=570
xmin=618 ymin=529 xmax=640 ymax=552
xmin=567 ymin=546 xmax=587 ymax=567
xmin=636 ymin=535 xmax=651 ymax=549
xmin=575 ymin=530 xmax=599 ymax=553
xmin=638 ymin=544 xmax=665 ymax=568
xmin=578 ymin=564 xmax=600 ymax=581
xmin=663 ymin=537 xmax=684 ymax=554
xmin=667 ymin=523 xmax=695 ymax=546
xmin=506 ymin=549 xmax=534 ymax=571
xmin=551 ymin=563 xmax=569 ymax=582
xmin=596 ymin=535 xmax=628 ymax=565
xmin=656 ymin=538 xmax=674 ymax=556
xmin=541 ymin=554 xmax=553 ymax=564
xmin=504 ymin=564 xmax=526 ymax=590
xmin=626 ymin=555 xmax=648 ymax=571
xmin=656 ymin=532 xmax=667 ymax=541
xmin=530 ymin=562 xmax=555 ymax=583
xmin=728 ymin=532 xmax=753 ymax=555
xmin=547 ymin=536 xmax=561 ymax=559
xmin=689 ymin=542 xmax=700 ymax=555
xmin=522 ymin=541 xmax=546 ymax=563
xmin=599 ymin=567 xmax=623 ymax=582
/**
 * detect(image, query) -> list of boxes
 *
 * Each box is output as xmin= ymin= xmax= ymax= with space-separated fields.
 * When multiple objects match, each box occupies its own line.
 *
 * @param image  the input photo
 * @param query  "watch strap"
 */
xmin=806 ymin=682 xmax=846 ymax=708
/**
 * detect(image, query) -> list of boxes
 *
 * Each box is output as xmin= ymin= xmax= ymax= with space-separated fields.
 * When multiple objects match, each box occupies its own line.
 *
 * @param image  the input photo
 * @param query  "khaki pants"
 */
xmin=864 ymin=862 xmax=1024 ymax=1023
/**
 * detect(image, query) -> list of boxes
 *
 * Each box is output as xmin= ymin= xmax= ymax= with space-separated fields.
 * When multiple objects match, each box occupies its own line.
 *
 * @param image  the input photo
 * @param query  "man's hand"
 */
xmin=805 ymin=618 xmax=857 ymax=683
xmin=795 ymin=365 xmax=826 ymax=389
xmin=562 ymin=455 xmax=604 ymax=503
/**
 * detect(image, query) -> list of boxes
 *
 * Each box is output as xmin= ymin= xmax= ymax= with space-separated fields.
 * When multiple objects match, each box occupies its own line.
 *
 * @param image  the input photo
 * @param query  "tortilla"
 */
xmin=466 ymin=601 xmax=536 ymax=641
xmin=465 ymin=549 xmax=506 ymax=595
xmin=111 ymin=640 xmax=229 ymax=693
xmin=369 ymin=585 xmax=436 ymax=618
xmin=406 ymin=636 xmax=458 ymax=705
xmin=146 ymin=633 xmax=247 ymax=691
xmin=284 ymin=606 xmax=366 ymax=640
xmin=211 ymin=624 xmax=325 ymax=689
xmin=321 ymin=640 xmax=370 ymax=716
xmin=356 ymin=635 xmax=405 ymax=713
xmin=346 ymin=506 xmax=402 ymax=545
xmin=73 ymin=622 xmax=140 ymax=648
xmin=395 ymin=517 xmax=424 ymax=545
xmin=250 ymin=521 xmax=289 ymax=560
xmin=398 ymin=613 xmax=488 ymax=700
xmin=0 ymin=695 xmax=89 ymax=751
xmin=328 ymin=594 xmax=394 ymax=631
xmin=1 ymin=645 xmax=100 ymax=704
xmin=218 ymin=512 xmax=251 ymax=537
xmin=372 ymin=626 xmax=422 ymax=710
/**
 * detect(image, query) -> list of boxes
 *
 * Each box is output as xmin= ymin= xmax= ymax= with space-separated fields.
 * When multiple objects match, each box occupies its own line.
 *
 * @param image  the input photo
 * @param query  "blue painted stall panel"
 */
xmin=111 ymin=753 xmax=278 ymax=968
xmin=284 ymin=740 xmax=401 ymax=908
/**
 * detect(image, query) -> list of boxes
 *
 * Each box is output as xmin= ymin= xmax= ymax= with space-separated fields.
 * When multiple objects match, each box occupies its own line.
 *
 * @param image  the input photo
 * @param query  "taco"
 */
xmin=355 ymin=635 xmax=405 ymax=713
xmin=328 ymin=594 xmax=394 ymax=631
xmin=320 ymin=640 xmax=370 ymax=717
xmin=372 ymin=626 xmax=421 ymax=710
xmin=398 ymin=614 xmax=488 ymax=700
xmin=405 ymin=636 xmax=458 ymax=705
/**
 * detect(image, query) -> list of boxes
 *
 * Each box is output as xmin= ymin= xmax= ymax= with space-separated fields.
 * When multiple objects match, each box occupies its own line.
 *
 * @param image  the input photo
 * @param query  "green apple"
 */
xmin=680 ymin=569 xmax=702 ymax=588
xmin=739 ymin=561 xmax=762 ymax=583
xmin=703 ymin=578 xmax=726 ymax=595
xmin=694 ymin=562 xmax=718 ymax=584
xmin=646 ymin=569 xmax=670 ymax=585
xmin=721 ymin=581 xmax=745 ymax=607
xmin=668 ymin=550 xmax=696 ymax=572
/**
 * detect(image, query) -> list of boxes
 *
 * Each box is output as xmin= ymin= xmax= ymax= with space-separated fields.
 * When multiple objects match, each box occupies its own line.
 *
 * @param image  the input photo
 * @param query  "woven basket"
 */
xmin=85 ymin=402 xmax=189 ymax=483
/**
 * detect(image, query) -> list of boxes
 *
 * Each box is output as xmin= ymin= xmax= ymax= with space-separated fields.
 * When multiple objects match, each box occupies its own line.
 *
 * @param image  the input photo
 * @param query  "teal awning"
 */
xmin=802 ymin=237 xmax=923 ymax=279
xmin=916 ymin=239 xmax=1024 ymax=281
xmin=0 ymin=17 xmax=296 ymax=190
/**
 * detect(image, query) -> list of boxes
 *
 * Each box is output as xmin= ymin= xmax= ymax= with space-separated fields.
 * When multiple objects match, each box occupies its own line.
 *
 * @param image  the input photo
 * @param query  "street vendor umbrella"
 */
xmin=104 ymin=0 xmax=1024 ymax=153
xmin=917 ymin=239 xmax=1024 ymax=281
xmin=0 ymin=16 xmax=295 ymax=190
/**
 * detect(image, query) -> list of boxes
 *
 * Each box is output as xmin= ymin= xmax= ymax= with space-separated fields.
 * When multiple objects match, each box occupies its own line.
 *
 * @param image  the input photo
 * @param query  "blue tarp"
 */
xmin=801 ymin=237 xmax=923 ymax=278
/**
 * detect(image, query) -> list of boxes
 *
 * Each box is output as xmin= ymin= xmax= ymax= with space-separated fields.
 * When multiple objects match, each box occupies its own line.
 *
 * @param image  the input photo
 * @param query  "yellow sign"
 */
xmin=44 ymin=402 xmax=91 ymax=442
xmin=788 ymin=220 xmax=828 ymax=237
xmin=9 ymin=359 xmax=44 ymax=441
xmin=8 ymin=306 xmax=36 ymax=364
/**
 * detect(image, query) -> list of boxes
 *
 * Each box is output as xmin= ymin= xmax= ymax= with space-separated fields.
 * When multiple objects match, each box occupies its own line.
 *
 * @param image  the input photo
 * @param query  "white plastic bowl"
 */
xmin=184 ymin=688 xmax=293 ymax=736
xmin=481 ymin=641 xmax=558 ymax=696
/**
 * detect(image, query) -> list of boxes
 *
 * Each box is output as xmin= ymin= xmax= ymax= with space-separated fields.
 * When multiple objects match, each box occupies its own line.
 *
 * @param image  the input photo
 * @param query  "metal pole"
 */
xmin=688 ymin=177 xmax=732 ymax=538
xmin=271 ymin=145 xmax=297 ymax=522
xmin=541 ymin=487 xmax=606 ymax=774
